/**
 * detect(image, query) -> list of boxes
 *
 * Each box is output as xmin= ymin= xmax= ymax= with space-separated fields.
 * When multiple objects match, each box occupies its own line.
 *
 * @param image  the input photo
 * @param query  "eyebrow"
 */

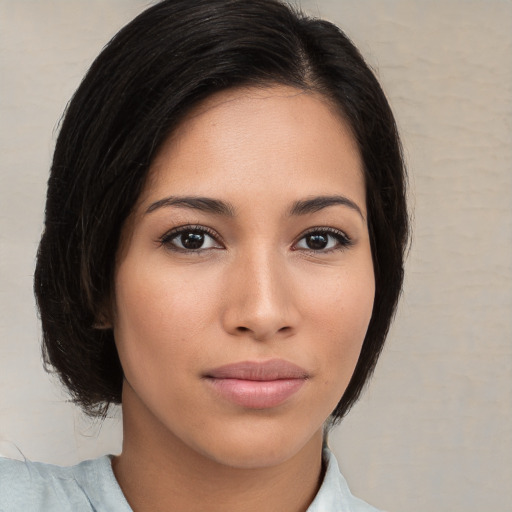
xmin=289 ymin=195 xmax=364 ymax=220
xmin=146 ymin=196 xmax=236 ymax=216
xmin=146 ymin=194 xmax=364 ymax=220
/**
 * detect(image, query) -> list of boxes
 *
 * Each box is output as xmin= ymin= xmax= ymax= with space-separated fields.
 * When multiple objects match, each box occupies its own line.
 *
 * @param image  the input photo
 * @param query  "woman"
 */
xmin=0 ymin=0 xmax=408 ymax=510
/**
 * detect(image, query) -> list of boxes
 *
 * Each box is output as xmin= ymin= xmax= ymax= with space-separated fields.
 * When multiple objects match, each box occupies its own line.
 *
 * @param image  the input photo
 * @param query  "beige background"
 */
xmin=1 ymin=1 xmax=511 ymax=511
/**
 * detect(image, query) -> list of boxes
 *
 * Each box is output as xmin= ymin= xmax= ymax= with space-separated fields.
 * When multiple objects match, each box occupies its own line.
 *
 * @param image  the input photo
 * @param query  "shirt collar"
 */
xmin=306 ymin=447 xmax=381 ymax=512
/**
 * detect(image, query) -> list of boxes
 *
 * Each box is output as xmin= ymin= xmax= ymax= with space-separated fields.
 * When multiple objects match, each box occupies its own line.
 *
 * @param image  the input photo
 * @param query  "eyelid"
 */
xmin=158 ymin=224 xmax=224 ymax=251
xmin=157 ymin=224 xmax=353 ymax=254
xmin=292 ymin=226 xmax=353 ymax=252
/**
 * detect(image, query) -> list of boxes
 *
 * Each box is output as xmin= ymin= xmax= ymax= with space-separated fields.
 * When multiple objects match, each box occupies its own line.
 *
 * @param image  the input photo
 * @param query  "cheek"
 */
xmin=309 ymin=262 xmax=374 ymax=330
xmin=112 ymin=261 xmax=217 ymax=384
xmin=305 ymin=264 xmax=375 ymax=384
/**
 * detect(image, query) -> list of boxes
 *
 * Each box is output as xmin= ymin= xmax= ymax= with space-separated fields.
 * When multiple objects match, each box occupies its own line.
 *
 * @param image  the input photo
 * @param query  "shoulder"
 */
xmin=307 ymin=447 xmax=384 ymax=512
xmin=0 ymin=456 xmax=79 ymax=511
xmin=0 ymin=456 xmax=97 ymax=511
xmin=0 ymin=455 xmax=131 ymax=512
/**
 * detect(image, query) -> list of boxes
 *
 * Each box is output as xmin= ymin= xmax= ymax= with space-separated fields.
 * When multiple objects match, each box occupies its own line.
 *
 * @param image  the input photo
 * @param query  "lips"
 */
xmin=204 ymin=359 xmax=309 ymax=409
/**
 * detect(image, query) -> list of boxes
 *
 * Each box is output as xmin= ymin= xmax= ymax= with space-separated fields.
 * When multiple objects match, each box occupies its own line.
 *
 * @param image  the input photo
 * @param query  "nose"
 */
xmin=221 ymin=248 xmax=299 ymax=342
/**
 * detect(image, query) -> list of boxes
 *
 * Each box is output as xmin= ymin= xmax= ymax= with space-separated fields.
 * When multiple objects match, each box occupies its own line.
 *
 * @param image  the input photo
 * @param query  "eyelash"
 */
xmin=159 ymin=225 xmax=222 ymax=252
xmin=158 ymin=225 xmax=353 ymax=254
xmin=294 ymin=227 xmax=353 ymax=253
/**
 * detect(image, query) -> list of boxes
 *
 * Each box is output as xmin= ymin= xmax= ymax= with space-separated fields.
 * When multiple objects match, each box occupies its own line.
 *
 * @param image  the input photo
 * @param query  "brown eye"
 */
xmin=295 ymin=228 xmax=352 ymax=252
xmin=305 ymin=233 xmax=329 ymax=250
xmin=180 ymin=231 xmax=205 ymax=249
xmin=160 ymin=226 xmax=222 ymax=252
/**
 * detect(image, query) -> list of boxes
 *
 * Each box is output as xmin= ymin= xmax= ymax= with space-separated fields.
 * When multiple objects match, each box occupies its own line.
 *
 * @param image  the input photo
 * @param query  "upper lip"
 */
xmin=205 ymin=359 xmax=309 ymax=381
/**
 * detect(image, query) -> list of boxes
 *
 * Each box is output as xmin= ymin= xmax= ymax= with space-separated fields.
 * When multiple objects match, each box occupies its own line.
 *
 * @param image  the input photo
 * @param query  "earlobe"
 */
xmin=93 ymin=319 xmax=112 ymax=330
xmin=92 ymin=315 xmax=112 ymax=330
xmin=93 ymin=304 xmax=113 ymax=330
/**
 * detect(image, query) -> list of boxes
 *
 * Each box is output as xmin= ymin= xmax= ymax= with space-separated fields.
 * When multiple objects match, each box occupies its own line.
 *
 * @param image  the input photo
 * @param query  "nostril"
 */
xmin=234 ymin=325 xmax=292 ymax=337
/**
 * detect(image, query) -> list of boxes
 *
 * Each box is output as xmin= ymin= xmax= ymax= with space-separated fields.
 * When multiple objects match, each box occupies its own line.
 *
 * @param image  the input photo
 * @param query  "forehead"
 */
xmin=139 ymin=85 xmax=365 ymax=214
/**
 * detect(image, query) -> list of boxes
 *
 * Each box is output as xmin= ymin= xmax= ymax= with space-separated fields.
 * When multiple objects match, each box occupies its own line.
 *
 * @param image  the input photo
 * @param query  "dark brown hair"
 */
xmin=34 ymin=0 xmax=408 ymax=421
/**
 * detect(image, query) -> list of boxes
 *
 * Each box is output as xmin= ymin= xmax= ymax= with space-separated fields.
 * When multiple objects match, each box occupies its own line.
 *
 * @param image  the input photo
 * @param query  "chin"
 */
xmin=216 ymin=445 xmax=291 ymax=469
xmin=192 ymin=420 xmax=323 ymax=470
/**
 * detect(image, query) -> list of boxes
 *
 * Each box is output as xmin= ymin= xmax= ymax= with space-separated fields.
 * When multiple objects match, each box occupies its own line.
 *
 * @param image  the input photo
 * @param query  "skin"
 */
xmin=111 ymin=85 xmax=375 ymax=512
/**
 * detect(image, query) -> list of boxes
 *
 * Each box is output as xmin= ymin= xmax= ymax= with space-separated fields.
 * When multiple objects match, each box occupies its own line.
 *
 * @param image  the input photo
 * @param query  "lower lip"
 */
xmin=206 ymin=378 xmax=306 ymax=409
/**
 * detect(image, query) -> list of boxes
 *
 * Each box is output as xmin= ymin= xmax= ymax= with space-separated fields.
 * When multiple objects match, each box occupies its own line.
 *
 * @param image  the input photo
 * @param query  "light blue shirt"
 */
xmin=0 ymin=448 xmax=381 ymax=511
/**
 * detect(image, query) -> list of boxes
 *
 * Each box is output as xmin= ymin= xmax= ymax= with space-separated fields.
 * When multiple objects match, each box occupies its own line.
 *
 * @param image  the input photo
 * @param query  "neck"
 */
xmin=112 ymin=385 xmax=325 ymax=512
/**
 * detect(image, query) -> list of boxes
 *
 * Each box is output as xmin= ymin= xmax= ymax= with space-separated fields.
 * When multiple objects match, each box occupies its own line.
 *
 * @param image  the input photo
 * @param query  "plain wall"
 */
xmin=1 ymin=1 xmax=511 ymax=511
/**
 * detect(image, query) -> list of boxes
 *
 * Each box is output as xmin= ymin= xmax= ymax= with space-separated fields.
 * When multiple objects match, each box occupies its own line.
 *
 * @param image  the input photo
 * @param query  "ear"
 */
xmin=93 ymin=319 xmax=112 ymax=330
xmin=93 ymin=299 xmax=113 ymax=330
xmin=93 ymin=314 xmax=112 ymax=330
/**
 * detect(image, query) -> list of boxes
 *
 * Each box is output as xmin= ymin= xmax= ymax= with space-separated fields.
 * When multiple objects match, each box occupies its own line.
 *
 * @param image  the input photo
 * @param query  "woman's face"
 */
xmin=113 ymin=85 xmax=375 ymax=469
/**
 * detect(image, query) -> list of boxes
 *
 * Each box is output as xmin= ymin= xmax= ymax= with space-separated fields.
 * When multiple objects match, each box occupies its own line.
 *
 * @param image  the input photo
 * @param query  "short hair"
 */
xmin=34 ymin=0 xmax=408 ymax=421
